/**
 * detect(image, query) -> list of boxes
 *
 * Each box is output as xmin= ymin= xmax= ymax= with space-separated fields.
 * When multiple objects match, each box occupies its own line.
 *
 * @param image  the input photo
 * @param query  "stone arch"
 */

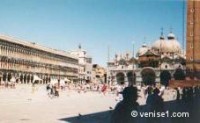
xmin=7 ymin=73 xmax=12 ymax=82
xmin=42 ymin=75 xmax=46 ymax=84
xmin=45 ymin=76 xmax=49 ymax=84
xmin=173 ymin=68 xmax=186 ymax=80
xmin=0 ymin=72 xmax=2 ymax=84
xmin=3 ymin=73 xmax=7 ymax=81
xmin=116 ymin=72 xmax=125 ymax=85
xmin=127 ymin=71 xmax=136 ymax=86
xmin=160 ymin=70 xmax=171 ymax=86
xmin=43 ymin=75 xmax=47 ymax=84
xmin=24 ymin=74 xmax=27 ymax=84
xmin=20 ymin=74 xmax=23 ymax=83
xmin=31 ymin=75 xmax=34 ymax=83
xmin=141 ymin=67 xmax=156 ymax=85
xmin=27 ymin=74 xmax=31 ymax=84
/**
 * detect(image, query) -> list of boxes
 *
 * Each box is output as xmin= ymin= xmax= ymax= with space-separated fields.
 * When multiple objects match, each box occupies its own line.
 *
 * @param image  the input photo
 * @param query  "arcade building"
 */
xmin=0 ymin=35 xmax=79 ymax=84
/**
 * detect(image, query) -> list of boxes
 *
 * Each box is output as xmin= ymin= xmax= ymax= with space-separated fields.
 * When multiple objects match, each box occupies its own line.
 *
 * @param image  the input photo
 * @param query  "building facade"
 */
xmin=92 ymin=64 xmax=106 ymax=83
xmin=107 ymin=32 xmax=186 ymax=85
xmin=107 ymin=52 xmax=136 ymax=85
xmin=70 ymin=45 xmax=93 ymax=83
xmin=186 ymin=0 xmax=200 ymax=79
xmin=0 ymin=35 xmax=79 ymax=84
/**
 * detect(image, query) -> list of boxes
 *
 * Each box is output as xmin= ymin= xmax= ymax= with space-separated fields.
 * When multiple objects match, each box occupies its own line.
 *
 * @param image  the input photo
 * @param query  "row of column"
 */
xmin=0 ymin=43 xmax=78 ymax=73
xmin=108 ymin=71 xmax=134 ymax=85
xmin=0 ymin=72 xmax=52 ymax=84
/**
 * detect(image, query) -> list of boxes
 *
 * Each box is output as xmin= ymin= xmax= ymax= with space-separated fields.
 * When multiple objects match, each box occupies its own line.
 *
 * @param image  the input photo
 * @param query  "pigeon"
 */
xmin=78 ymin=113 xmax=82 ymax=117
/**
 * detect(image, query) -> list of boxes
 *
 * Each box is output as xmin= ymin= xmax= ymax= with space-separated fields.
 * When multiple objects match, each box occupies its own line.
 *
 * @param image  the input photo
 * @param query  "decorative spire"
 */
xmin=170 ymin=26 xmax=173 ymax=33
xmin=160 ymin=27 xmax=165 ymax=40
xmin=126 ymin=52 xmax=129 ymax=59
xmin=168 ymin=27 xmax=175 ymax=40
xmin=107 ymin=45 xmax=110 ymax=62
xmin=115 ymin=53 xmax=118 ymax=59
xmin=142 ymin=42 xmax=147 ymax=47
xmin=78 ymin=44 xmax=82 ymax=49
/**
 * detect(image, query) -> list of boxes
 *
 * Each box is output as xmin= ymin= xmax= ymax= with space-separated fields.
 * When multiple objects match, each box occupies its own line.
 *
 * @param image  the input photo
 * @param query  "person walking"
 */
xmin=146 ymin=88 xmax=164 ymax=123
xmin=110 ymin=86 xmax=139 ymax=123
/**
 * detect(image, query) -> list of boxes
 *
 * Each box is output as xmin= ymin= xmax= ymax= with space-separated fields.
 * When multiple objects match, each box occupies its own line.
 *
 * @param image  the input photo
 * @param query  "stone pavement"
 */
xmin=61 ymin=98 xmax=200 ymax=123
xmin=0 ymin=85 xmax=116 ymax=123
xmin=1 ymin=84 xmax=199 ymax=123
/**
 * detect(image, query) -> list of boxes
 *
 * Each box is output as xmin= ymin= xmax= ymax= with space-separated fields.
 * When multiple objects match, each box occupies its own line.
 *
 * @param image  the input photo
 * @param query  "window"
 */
xmin=190 ymin=43 xmax=193 ymax=48
xmin=190 ymin=8 xmax=194 ymax=13
xmin=190 ymin=57 xmax=193 ymax=61
xmin=190 ymin=32 xmax=193 ymax=37
xmin=190 ymin=20 xmax=194 ymax=25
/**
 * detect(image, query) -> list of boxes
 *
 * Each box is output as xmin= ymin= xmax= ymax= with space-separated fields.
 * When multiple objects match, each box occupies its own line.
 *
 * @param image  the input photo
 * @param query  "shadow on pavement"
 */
xmin=59 ymin=97 xmax=200 ymax=123
xmin=59 ymin=110 xmax=112 ymax=123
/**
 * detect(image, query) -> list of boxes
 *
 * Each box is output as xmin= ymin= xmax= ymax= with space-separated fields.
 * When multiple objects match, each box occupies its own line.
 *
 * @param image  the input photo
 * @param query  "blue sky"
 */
xmin=0 ymin=0 xmax=186 ymax=66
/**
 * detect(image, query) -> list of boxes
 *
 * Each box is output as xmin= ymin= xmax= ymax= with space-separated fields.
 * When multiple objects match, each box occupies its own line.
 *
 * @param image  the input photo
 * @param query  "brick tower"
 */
xmin=186 ymin=0 xmax=200 ymax=79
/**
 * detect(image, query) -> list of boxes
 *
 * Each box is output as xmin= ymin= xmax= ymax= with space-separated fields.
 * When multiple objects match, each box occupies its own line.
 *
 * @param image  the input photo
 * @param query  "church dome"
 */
xmin=152 ymin=37 xmax=171 ymax=52
xmin=167 ymin=32 xmax=175 ymax=40
xmin=166 ymin=33 xmax=181 ymax=53
xmin=152 ymin=32 xmax=182 ymax=54
xmin=137 ymin=43 xmax=149 ymax=56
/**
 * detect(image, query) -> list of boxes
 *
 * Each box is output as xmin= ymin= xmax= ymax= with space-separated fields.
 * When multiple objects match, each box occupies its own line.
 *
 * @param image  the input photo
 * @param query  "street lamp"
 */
xmin=132 ymin=41 xmax=135 ymax=86
xmin=132 ymin=41 xmax=135 ymax=68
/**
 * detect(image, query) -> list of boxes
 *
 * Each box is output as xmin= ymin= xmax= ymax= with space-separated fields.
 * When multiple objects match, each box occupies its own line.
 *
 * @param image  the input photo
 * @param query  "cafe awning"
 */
xmin=33 ymin=75 xmax=42 ymax=81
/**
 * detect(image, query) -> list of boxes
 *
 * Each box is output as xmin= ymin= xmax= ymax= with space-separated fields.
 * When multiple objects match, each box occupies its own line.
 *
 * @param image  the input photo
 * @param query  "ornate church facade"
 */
xmin=107 ymin=32 xmax=186 ymax=85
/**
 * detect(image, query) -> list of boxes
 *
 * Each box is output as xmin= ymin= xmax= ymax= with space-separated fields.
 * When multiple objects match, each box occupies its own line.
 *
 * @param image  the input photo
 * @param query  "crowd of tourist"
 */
xmin=110 ymin=83 xmax=200 ymax=123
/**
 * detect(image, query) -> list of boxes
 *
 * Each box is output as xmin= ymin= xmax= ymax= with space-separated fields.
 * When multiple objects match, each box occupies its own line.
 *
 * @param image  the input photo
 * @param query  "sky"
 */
xmin=0 ymin=0 xmax=186 ymax=66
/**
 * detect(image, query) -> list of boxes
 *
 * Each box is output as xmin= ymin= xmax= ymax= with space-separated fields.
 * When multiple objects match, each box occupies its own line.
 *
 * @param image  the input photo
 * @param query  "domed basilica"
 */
xmin=107 ymin=31 xmax=186 ymax=85
xmin=137 ymin=31 xmax=185 ymax=69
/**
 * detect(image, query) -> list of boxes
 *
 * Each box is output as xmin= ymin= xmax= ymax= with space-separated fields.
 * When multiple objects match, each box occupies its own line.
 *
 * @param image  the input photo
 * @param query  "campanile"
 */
xmin=186 ymin=0 xmax=200 ymax=78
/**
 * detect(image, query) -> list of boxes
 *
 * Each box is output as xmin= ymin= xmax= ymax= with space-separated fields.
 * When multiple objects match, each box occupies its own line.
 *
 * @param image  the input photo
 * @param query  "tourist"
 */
xmin=194 ymin=86 xmax=199 ymax=97
xmin=197 ymin=86 xmax=200 ymax=97
xmin=175 ymin=87 xmax=180 ymax=100
xmin=187 ymin=87 xmax=193 ymax=100
xmin=46 ymin=83 xmax=51 ymax=91
xmin=115 ymin=84 xmax=124 ymax=101
xmin=32 ymin=82 xmax=36 ymax=94
xmin=97 ymin=85 xmax=100 ymax=92
xmin=110 ymin=86 xmax=139 ymax=123
xmin=77 ymin=84 xmax=81 ymax=93
xmin=54 ymin=86 xmax=59 ymax=97
xmin=146 ymin=88 xmax=164 ymax=111
xmin=101 ymin=83 xmax=107 ymax=95
xmin=146 ymin=88 xmax=164 ymax=123
xmin=159 ymin=85 xmax=165 ymax=97
xmin=182 ymin=87 xmax=187 ymax=101
xmin=144 ymin=86 xmax=154 ymax=98
xmin=178 ymin=87 xmax=183 ymax=100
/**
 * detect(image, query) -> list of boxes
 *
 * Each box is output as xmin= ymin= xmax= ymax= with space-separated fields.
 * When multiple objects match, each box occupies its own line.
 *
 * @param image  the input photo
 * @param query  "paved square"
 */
xmin=0 ymin=85 xmax=117 ymax=123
